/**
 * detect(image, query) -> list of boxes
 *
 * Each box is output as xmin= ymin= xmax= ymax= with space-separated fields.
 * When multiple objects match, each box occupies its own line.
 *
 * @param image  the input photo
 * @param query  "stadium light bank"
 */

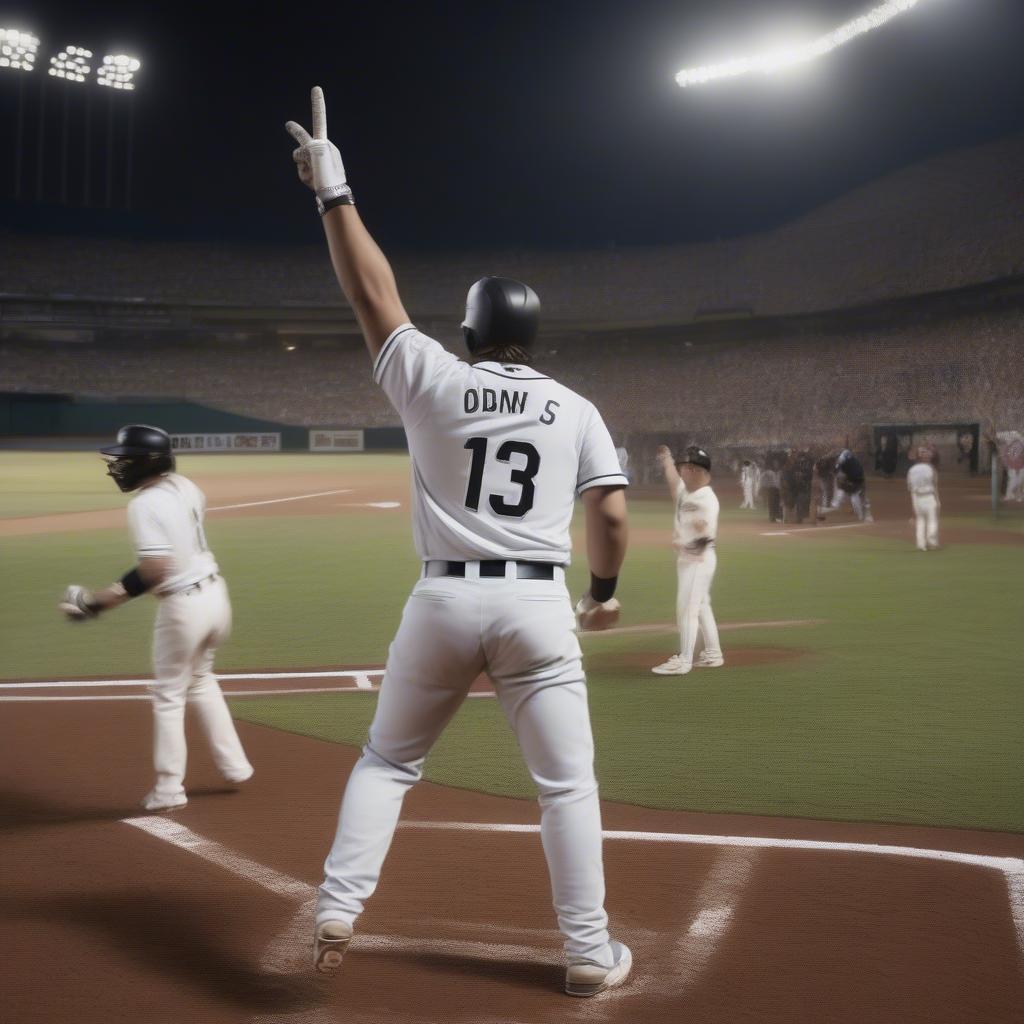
xmin=675 ymin=0 xmax=932 ymax=89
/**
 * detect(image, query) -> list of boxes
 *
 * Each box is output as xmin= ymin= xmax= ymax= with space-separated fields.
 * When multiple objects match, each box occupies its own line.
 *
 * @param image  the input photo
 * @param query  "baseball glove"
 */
xmin=575 ymin=594 xmax=621 ymax=632
xmin=59 ymin=585 xmax=99 ymax=621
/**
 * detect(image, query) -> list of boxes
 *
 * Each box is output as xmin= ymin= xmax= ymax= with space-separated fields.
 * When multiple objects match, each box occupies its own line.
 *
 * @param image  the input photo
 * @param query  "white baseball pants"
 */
xmin=676 ymin=549 xmax=721 ymax=670
xmin=1005 ymin=467 xmax=1024 ymax=501
xmin=831 ymin=486 xmax=871 ymax=521
xmin=149 ymin=576 xmax=252 ymax=798
xmin=740 ymin=480 xmax=756 ymax=508
xmin=317 ymin=567 xmax=616 ymax=968
xmin=912 ymin=493 xmax=939 ymax=550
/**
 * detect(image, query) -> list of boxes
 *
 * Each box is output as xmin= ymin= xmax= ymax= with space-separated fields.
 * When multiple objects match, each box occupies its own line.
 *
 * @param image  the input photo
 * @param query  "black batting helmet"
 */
xmin=461 ymin=277 xmax=540 ymax=356
xmin=679 ymin=445 xmax=712 ymax=471
xmin=100 ymin=424 xmax=175 ymax=492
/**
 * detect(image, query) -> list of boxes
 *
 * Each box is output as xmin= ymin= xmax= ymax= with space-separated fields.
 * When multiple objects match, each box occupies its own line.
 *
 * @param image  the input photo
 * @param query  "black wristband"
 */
xmin=120 ymin=567 xmax=152 ymax=598
xmin=590 ymin=573 xmax=618 ymax=603
xmin=317 ymin=191 xmax=355 ymax=216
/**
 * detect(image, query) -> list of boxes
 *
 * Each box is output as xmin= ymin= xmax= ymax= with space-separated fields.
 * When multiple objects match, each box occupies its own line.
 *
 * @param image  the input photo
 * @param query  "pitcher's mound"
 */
xmin=602 ymin=646 xmax=806 ymax=674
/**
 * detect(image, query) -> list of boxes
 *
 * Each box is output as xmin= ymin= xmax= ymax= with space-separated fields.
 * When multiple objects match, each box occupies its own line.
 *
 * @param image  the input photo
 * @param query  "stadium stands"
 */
xmin=1 ymin=133 xmax=1022 ymax=445
xmin=1 ymin=133 xmax=1023 ymax=322
xmin=2 ymin=306 xmax=1021 ymax=441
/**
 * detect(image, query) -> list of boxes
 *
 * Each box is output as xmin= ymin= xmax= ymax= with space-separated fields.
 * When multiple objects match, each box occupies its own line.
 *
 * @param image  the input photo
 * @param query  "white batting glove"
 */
xmin=285 ymin=86 xmax=353 ymax=213
xmin=575 ymin=594 xmax=621 ymax=632
xmin=59 ymin=584 xmax=99 ymax=621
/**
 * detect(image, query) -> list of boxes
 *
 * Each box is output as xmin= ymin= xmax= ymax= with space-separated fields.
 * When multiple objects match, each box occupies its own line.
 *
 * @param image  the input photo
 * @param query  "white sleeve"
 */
xmin=576 ymin=403 xmax=629 ymax=494
xmin=127 ymin=497 xmax=171 ymax=558
xmin=372 ymin=323 xmax=460 ymax=419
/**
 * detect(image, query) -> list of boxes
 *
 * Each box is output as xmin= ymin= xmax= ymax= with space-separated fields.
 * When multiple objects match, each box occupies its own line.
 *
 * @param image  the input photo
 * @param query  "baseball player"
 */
xmin=907 ymin=446 xmax=940 ymax=551
xmin=652 ymin=445 xmax=723 ymax=675
xmin=994 ymin=430 xmax=1024 ymax=501
xmin=830 ymin=448 xmax=873 ymax=522
xmin=286 ymin=87 xmax=631 ymax=997
xmin=58 ymin=425 xmax=253 ymax=810
xmin=739 ymin=459 xmax=757 ymax=509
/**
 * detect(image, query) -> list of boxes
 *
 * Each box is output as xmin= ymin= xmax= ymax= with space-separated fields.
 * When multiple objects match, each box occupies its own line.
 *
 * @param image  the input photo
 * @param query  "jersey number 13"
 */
xmin=464 ymin=437 xmax=540 ymax=518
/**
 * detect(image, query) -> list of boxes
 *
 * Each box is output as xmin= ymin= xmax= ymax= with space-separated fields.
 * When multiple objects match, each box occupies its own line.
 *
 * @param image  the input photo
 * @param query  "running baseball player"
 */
xmin=829 ymin=448 xmax=873 ymax=522
xmin=739 ymin=459 xmax=757 ymax=509
xmin=58 ymin=425 xmax=253 ymax=810
xmin=286 ymin=87 xmax=631 ymax=997
xmin=907 ymin=445 xmax=940 ymax=551
xmin=652 ymin=444 xmax=723 ymax=675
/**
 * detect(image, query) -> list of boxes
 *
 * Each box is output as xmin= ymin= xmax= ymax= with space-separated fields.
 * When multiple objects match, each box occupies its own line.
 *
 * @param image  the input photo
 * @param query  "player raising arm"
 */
xmin=287 ymin=86 xmax=632 ymax=997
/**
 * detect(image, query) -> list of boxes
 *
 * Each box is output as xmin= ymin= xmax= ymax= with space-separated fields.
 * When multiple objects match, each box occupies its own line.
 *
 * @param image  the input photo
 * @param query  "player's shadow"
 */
xmin=0 ymin=890 xmax=325 ymax=1014
xmin=361 ymin=947 xmax=561 ymax=993
xmin=0 ymin=784 xmax=245 ymax=832
xmin=0 ymin=788 xmax=137 ymax=831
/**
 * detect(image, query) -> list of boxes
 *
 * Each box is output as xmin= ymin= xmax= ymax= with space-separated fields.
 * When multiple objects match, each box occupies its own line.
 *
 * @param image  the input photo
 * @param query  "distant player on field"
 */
xmin=830 ymin=448 xmax=873 ymax=523
xmin=652 ymin=444 xmax=723 ymax=675
xmin=286 ymin=87 xmax=631 ymax=997
xmin=907 ymin=445 xmax=941 ymax=551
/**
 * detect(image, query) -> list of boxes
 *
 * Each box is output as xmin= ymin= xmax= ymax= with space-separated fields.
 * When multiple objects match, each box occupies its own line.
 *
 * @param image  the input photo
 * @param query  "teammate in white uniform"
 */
xmin=739 ymin=460 xmax=757 ymax=509
xmin=652 ymin=445 xmax=723 ymax=675
xmin=907 ymin=447 xmax=940 ymax=551
xmin=995 ymin=430 xmax=1024 ymax=502
xmin=59 ymin=425 xmax=253 ymax=811
xmin=286 ymin=87 xmax=632 ymax=998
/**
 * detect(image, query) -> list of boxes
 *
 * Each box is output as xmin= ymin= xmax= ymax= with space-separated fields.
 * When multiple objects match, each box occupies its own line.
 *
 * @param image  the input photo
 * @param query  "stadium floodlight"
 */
xmin=98 ymin=53 xmax=142 ymax=90
xmin=48 ymin=45 xmax=92 ymax=82
xmin=676 ymin=0 xmax=928 ymax=88
xmin=0 ymin=28 xmax=40 ymax=71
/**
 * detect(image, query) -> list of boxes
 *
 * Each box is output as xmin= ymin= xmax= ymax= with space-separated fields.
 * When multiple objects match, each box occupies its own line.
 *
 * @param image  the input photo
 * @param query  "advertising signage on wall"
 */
xmin=171 ymin=433 xmax=281 ymax=452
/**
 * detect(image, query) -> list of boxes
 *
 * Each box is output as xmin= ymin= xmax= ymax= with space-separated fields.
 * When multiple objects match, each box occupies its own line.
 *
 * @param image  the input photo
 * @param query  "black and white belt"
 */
xmin=424 ymin=560 xmax=560 ymax=581
xmin=168 ymin=573 xmax=218 ymax=596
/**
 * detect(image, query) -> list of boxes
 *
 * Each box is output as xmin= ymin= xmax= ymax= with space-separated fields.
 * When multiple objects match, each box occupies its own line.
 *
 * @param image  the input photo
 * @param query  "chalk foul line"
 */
xmin=122 ymin=816 xmax=1024 ymax=970
xmin=209 ymin=489 xmax=352 ymax=512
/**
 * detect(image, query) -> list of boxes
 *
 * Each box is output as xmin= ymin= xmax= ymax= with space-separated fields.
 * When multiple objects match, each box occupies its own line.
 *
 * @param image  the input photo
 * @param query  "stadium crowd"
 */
xmin=2 ymin=308 xmax=1021 ymax=445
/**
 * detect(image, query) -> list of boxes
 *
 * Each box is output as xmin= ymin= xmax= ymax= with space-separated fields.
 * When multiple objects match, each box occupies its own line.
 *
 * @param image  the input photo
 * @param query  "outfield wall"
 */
xmin=0 ymin=394 xmax=408 ymax=451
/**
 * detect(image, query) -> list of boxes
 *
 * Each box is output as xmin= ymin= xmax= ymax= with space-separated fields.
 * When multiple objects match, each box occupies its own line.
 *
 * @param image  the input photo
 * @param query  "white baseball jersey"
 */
xmin=374 ymin=323 xmax=627 ymax=563
xmin=127 ymin=473 xmax=219 ymax=595
xmin=672 ymin=482 xmax=719 ymax=558
xmin=906 ymin=463 xmax=937 ymax=495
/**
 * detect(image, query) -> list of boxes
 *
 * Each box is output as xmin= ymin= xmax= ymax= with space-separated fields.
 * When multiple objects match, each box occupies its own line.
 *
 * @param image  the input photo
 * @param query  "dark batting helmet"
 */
xmin=461 ymin=276 xmax=540 ymax=356
xmin=679 ymin=445 xmax=712 ymax=471
xmin=100 ymin=424 xmax=175 ymax=492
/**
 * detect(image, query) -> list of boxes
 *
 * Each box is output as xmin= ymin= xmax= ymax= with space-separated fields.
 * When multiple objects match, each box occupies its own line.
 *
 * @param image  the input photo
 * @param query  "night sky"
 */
xmin=7 ymin=0 xmax=1024 ymax=247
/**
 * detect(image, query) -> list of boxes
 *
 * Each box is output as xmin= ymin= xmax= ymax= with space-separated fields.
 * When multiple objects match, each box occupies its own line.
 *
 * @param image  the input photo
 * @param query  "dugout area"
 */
xmin=1 ymin=452 xmax=1022 ymax=1022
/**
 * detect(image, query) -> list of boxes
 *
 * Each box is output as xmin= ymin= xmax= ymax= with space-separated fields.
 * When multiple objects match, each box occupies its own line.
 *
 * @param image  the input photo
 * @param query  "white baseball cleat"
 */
xmin=565 ymin=941 xmax=633 ymax=997
xmin=223 ymin=766 xmax=255 ymax=785
xmin=696 ymin=654 xmax=724 ymax=668
xmin=313 ymin=920 xmax=353 ymax=975
xmin=141 ymin=789 xmax=187 ymax=812
xmin=651 ymin=655 xmax=691 ymax=675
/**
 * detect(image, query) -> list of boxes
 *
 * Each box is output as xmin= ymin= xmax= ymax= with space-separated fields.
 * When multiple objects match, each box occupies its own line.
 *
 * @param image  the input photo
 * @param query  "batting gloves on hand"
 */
xmin=575 ymin=594 xmax=622 ymax=632
xmin=59 ymin=584 xmax=99 ymax=621
xmin=286 ymin=86 xmax=353 ymax=214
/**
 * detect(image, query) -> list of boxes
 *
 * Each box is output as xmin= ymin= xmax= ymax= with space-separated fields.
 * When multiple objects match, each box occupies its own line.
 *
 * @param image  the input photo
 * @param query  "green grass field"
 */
xmin=2 ymin=451 xmax=1021 ymax=833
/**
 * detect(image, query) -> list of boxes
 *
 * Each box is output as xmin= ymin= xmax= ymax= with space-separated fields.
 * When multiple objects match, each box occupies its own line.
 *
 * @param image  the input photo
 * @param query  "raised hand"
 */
xmin=285 ymin=86 xmax=351 ymax=205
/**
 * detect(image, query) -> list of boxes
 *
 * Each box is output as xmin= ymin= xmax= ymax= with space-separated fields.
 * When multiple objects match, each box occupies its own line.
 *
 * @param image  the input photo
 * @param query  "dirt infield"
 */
xmin=2 ymin=698 xmax=1021 ymax=1024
